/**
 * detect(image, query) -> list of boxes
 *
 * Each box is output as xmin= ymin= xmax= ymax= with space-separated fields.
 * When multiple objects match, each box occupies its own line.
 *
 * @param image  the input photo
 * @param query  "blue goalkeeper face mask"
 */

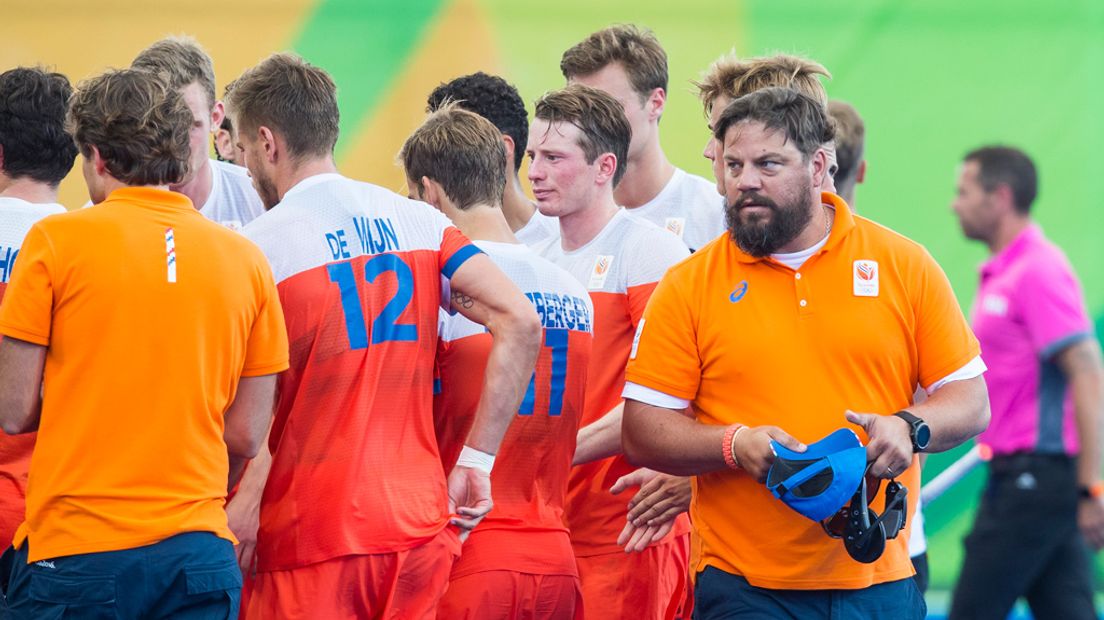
xmin=765 ymin=428 xmax=868 ymax=523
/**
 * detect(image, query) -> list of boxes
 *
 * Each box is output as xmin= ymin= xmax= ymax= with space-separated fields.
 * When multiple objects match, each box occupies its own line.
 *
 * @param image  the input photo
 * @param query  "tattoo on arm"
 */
xmin=452 ymin=290 xmax=475 ymax=309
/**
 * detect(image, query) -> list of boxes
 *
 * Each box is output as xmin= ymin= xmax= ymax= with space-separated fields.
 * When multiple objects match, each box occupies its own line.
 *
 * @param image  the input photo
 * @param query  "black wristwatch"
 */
xmin=894 ymin=410 xmax=931 ymax=453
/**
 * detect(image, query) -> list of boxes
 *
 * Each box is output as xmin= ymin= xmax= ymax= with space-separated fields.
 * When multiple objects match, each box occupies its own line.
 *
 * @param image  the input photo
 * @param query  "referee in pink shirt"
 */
xmin=949 ymin=146 xmax=1104 ymax=620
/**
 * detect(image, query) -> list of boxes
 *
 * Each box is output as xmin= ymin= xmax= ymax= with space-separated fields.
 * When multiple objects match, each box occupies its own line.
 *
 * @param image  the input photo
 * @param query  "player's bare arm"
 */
xmin=623 ymin=400 xmax=805 ymax=479
xmin=224 ymin=373 xmax=278 ymax=488
xmin=227 ymin=429 xmax=273 ymax=574
xmin=847 ymin=375 xmax=989 ymax=479
xmin=0 ymin=337 xmax=46 ymax=435
xmin=446 ymin=253 xmax=541 ymax=531
xmin=449 ymin=253 xmax=541 ymax=451
xmin=573 ymin=401 xmax=625 ymax=465
xmin=1054 ymin=339 xmax=1104 ymax=548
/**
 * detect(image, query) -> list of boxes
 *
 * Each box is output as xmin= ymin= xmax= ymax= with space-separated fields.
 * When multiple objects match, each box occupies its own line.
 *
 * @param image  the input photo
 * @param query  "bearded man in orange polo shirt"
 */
xmin=621 ymin=87 xmax=990 ymax=619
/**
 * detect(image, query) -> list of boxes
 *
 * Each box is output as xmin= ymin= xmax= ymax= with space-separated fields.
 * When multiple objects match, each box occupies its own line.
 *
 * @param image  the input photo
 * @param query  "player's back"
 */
xmin=243 ymin=173 xmax=479 ymax=571
xmin=435 ymin=241 xmax=593 ymax=578
xmin=0 ymin=186 xmax=285 ymax=562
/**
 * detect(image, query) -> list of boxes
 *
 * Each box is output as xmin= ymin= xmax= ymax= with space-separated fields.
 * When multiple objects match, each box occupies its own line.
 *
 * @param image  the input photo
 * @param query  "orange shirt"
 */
xmin=625 ymin=194 xmax=980 ymax=590
xmin=0 ymin=187 xmax=288 ymax=563
xmin=536 ymin=209 xmax=691 ymax=556
xmin=434 ymin=241 xmax=594 ymax=578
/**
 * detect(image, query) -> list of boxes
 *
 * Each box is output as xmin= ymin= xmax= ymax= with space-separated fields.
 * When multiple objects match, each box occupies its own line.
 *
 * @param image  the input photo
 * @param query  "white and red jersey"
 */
xmin=628 ymin=168 xmax=724 ymax=252
xmin=0 ymin=198 xmax=65 ymax=292
xmin=242 ymin=173 xmax=481 ymax=572
xmin=434 ymin=240 xmax=593 ymax=578
xmin=535 ymin=209 xmax=690 ymax=556
xmin=0 ymin=197 xmax=66 ymax=545
xmin=515 ymin=209 xmax=559 ymax=247
xmin=197 ymin=159 xmax=265 ymax=230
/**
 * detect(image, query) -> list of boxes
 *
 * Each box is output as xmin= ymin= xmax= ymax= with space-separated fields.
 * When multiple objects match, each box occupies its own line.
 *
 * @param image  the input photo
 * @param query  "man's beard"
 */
xmin=725 ymin=185 xmax=814 ymax=257
xmin=253 ymin=168 xmax=280 ymax=211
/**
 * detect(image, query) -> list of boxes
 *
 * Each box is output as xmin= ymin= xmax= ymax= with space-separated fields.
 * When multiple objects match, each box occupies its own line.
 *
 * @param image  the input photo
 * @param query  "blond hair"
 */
xmin=227 ymin=53 xmax=340 ymax=160
xmin=131 ymin=35 xmax=217 ymax=110
xmin=695 ymin=53 xmax=830 ymax=114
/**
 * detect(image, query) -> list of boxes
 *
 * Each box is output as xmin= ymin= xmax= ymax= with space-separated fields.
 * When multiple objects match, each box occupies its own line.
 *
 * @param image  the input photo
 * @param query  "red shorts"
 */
xmin=576 ymin=533 xmax=690 ymax=620
xmin=437 ymin=570 xmax=582 ymax=620
xmin=245 ymin=528 xmax=460 ymax=620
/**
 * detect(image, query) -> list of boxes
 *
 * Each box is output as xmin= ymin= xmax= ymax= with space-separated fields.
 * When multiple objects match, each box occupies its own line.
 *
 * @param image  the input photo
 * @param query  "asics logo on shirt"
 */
xmin=729 ymin=280 xmax=749 ymax=303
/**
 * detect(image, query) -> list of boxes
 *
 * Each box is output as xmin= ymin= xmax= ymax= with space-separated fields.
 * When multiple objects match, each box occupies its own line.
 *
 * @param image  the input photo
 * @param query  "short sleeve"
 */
xmin=439 ymin=226 xmax=482 ymax=279
xmin=624 ymin=271 xmax=701 ymax=401
xmin=913 ymin=249 xmax=982 ymax=389
xmin=1014 ymin=260 xmax=1092 ymax=359
xmin=0 ymin=224 xmax=56 ymax=346
xmin=241 ymin=261 xmax=290 ymax=377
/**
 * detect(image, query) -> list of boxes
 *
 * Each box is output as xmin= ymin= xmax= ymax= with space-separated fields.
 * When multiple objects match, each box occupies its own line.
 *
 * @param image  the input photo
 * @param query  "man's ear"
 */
xmin=595 ymin=152 xmax=618 ymax=186
xmin=646 ymin=87 xmax=666 ymax=123
xmin=258 ymin=126 xmax=279 ymax=164
xmin=210 ymin=101 xmax=226 ymax=134
xmin=90 ymin=145 xmax=107 ymax=175
xmin=856 ymin=160 xmax=867 ymax=184
xmin=810 ymin=147 xmax=829 ymax=189
xmin=500 ymin=134 xmax=519 ymax=178
xmin=992 ymin=183 xmax=1017 ymax=215
xmin=419 ymin=176 xmax=446 ymax=210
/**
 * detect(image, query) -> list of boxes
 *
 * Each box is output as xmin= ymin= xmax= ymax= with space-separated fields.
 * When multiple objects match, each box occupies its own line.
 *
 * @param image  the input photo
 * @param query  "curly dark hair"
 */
xmin=427 ymin=72 xmax=528 ymax=172
xmin=0 ymin=67 xmax=78 ymax=186
xmin=67 ymin=69 xmax=193 ymax=186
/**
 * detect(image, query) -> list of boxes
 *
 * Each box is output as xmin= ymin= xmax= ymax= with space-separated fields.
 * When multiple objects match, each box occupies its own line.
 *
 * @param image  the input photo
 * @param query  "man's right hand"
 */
xmin=732 ymin=425 xmax=806 ymax=482
xmin=447 ymin=465 xmax=494 ymax=541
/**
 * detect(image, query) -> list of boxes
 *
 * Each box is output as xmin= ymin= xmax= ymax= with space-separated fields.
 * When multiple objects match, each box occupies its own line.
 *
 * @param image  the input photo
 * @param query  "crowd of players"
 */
xmin=0 ymin=22 xmax=1100 ymax=620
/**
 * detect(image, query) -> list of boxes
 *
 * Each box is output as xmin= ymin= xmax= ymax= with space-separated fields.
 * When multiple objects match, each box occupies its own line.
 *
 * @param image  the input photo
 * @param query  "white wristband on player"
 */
xmin=457 ymin=445 xmax=496 ymax=474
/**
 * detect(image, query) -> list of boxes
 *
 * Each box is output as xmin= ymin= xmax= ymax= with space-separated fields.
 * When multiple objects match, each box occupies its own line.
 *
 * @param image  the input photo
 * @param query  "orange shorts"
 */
xmin=576 ymin=533 xmax=690 ymax=620
xmin=437 ymin=570 xmax=582 ymax=620
xmin=245 ymin=528 xmax=460 ymax=620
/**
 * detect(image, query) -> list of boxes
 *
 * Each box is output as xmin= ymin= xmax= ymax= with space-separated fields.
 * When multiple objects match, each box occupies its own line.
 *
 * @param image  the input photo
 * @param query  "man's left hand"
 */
xmin=1078 ymin=496 xmax=1104 ymax=550
xmin=612 ymin=468 xmax=692 ymax=528
xmin=845 ymin=410 xmax=913 ymax=479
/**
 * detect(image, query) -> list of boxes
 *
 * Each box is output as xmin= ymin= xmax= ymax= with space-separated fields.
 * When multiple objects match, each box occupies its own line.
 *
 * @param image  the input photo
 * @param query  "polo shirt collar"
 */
xmin=731 ymin=191 xmax=856 ymax=264
xmin=979 ymin=222 xmax=1042 ymax=278
xmin=104 ymin=186 xmax=195 ymax=212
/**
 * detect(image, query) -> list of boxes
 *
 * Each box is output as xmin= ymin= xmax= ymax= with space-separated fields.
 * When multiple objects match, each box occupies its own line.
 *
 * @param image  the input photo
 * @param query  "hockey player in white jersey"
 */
xmin=131 ymin=36 xmax=264 ymax=229
xmin=561 ymin=24 xmax=721 ymax=252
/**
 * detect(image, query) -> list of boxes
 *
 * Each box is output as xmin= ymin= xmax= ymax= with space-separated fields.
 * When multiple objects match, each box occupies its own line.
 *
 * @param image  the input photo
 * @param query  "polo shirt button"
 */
xmin=795 ymin=273 xmax=802 ymax=280
xmin=799 ymin=299 xmax=807 ymax=307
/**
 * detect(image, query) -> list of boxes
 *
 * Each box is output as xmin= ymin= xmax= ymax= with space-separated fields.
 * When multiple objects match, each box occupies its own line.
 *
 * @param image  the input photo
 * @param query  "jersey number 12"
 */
xmin=327 ymin=254 xmax=417 ymax=348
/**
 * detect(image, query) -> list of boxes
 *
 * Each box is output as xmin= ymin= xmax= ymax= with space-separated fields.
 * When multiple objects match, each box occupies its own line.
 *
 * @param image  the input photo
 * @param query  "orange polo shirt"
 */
xmin=0 ymin=187 xmax=289 ymax=562
xmin=625 ymin=193 xmax=979 ymax=590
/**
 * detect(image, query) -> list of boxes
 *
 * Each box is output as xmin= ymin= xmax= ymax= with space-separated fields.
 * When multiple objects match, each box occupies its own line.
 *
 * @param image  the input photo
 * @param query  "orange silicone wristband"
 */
xmin=722 ymin=424 xmax=744 ymax=471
